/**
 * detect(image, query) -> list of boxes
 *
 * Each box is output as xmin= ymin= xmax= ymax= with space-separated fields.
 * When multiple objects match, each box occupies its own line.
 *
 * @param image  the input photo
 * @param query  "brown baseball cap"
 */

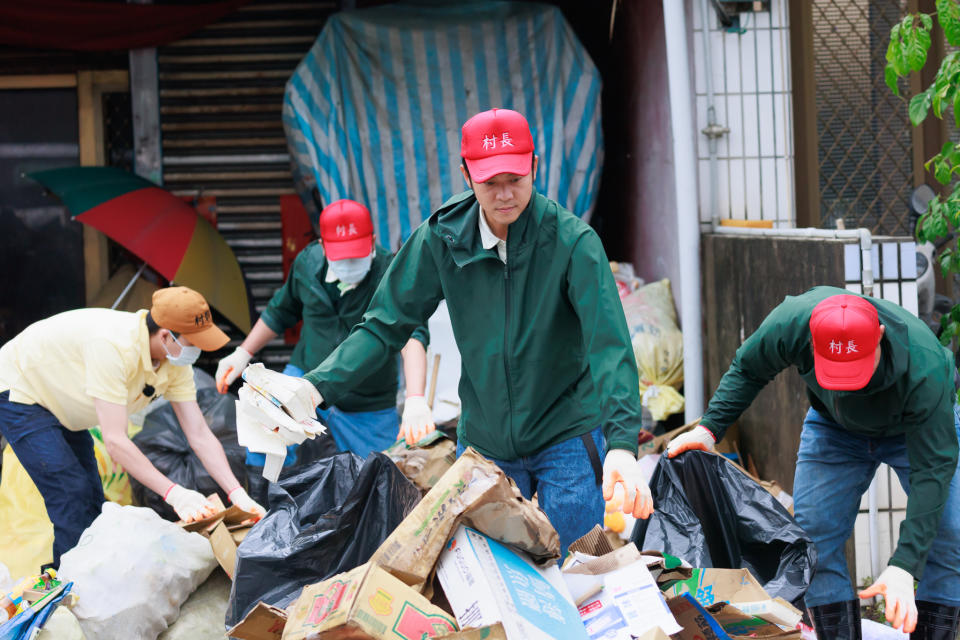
xmin=150 ymin=286 xmax=230 ymax=351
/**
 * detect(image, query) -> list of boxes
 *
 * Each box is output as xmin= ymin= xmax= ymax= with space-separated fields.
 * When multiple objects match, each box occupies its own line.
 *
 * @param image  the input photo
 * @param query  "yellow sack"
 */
xmin=0 ymin=447 xmax=53 ymax=580
xmin=619 ymin=279 xmax=685 ymax=421
xmin=89 ymin=423 xmax=140 ymax=506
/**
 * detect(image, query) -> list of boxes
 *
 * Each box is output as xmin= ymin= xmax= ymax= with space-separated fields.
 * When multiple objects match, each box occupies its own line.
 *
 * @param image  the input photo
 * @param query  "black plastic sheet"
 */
xmin=245 ymin=430 xmax=340 ymax=507
xmin=632 ymin=451 xmax=816 ymax=607
xmin=225 ymin=452 xmax=421 ymax=627
xmin=129 ymin=385 xmax=248 ymax=521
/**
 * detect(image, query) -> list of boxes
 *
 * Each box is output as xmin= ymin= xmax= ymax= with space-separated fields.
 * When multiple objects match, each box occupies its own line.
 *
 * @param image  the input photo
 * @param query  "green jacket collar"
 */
xmin=430 ymin=190 xmax=546 ymax=268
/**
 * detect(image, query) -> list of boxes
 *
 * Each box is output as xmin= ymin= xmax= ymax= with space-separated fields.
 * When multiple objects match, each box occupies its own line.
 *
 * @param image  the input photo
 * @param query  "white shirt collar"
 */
xmin=478 ymin=208 xmax=507 ymax=263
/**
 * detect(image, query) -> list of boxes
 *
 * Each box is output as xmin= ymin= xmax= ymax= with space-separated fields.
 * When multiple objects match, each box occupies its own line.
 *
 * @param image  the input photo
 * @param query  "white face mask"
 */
xmin=328 ymin=252 xmax=373 ymax=285
xmin=162 ymin=333 xmax=201 ymax=367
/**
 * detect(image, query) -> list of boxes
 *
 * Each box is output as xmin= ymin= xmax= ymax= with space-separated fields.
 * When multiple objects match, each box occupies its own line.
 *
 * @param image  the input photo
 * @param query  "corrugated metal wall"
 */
xmin=158 ymin=0 xmax=334 ymax=368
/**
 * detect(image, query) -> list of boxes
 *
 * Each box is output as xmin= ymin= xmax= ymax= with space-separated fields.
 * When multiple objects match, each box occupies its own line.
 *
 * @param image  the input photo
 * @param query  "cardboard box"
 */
xmin=435 ymin=526 xmax=586 ymax=640
xmin=667 ymin=594 xmax=800 ymax=640
xmin=436 ymin=624 xmax=507 ymax=640
xmin=564 ymin=526 xmax=692 ymax=586
xmin=384 ymin=432 xmax=458 ymax=492
xmin=662 ymin=568 xmax=801 ymax=629
xmin=368 ymin=448 xmax=559 ymax=590
xmin=282 ymin=563 xmax=458 ymax=640
xmin=562 ymin=536 xmax=682 ymax=639
xmin=227 ymin=602 xmax=289 ymax=640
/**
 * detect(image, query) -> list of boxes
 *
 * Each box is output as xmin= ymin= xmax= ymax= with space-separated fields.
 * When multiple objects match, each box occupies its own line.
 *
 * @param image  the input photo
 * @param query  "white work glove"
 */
xmin=858 ymin=565 xmax=917 ymax=633
xmin=399 ymin=395 xmax=435 ymax=445
xmin=216 ymin=346 xmax=253 ymax=394
xmin=666 ymin=425 xmax=717 ymax=458
xmin=164 ymin=483 xmax=217 ymax=523
xmin=287 ymin=376 xmax=323 ymax=419
xmin=602 ymin=449 xmax=654 ymax=519
xmin=228 ymin=486 xmax=266 ymax=522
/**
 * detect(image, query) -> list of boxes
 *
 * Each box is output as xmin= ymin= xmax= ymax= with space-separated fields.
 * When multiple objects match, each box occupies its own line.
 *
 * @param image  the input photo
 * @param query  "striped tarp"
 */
xmin=282 ymin=2 xmax=603 ymax=250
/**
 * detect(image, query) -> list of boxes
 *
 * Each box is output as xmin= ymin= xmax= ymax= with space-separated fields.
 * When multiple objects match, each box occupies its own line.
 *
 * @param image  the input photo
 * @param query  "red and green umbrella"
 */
xmin=30 ymin=166 xmax=252 ymax=332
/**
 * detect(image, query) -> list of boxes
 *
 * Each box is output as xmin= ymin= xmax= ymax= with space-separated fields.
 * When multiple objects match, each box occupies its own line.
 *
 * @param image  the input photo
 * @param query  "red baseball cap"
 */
xmin=809 ymin=295 xmax=884 ymax=390
xmin=460 ymin=108 xmax=534 ymax=183
xmin=318 ymin=199 xmax=374 ymax=260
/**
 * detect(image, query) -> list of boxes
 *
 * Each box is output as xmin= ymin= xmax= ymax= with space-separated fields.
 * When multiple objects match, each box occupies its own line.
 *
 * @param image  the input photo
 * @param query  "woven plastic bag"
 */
xmin=619 ymin=279 xmax=685 ymax=420
xmin=58 ymin=503 xmax=217 ymax=640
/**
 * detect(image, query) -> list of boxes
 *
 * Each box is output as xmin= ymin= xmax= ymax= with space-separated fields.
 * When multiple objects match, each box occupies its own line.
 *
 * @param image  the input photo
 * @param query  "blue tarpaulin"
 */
xmin=282 ymin=1 xmax=604 ymax=250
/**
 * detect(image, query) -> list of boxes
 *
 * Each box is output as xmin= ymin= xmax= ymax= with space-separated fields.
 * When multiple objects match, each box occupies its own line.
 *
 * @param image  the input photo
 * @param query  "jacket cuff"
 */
xmin=606 ymin=439 xmax=639 ymax=457
xmin=303 ymin=371 xmax=332 ymax=409
xmin=888 ymin=555 xmax=920 ymax=580
xmin=698 ymin=419 xmax=725 ymax=442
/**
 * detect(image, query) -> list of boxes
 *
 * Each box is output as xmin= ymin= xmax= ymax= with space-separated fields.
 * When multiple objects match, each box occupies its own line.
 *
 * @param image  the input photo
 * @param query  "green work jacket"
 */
xmin=702 ymin=285 xmax=958 ymax=579
xmin=259 ymin=242 xmax=428 ymax=412
xmin=305 ymin=190 xmax=644 ymax=459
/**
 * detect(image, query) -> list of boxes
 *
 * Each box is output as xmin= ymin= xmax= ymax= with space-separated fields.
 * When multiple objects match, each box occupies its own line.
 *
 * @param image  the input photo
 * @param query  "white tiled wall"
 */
xmin=693 ymin=0 xmax=795 ymax=225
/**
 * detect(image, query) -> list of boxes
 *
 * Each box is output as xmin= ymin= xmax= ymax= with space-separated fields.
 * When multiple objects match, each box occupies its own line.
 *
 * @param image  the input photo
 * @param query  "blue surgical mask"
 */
xmin=162 ymin=333 xmax=201 ymax=367
xmin=328 ymin=253 xmax=373 ymax=285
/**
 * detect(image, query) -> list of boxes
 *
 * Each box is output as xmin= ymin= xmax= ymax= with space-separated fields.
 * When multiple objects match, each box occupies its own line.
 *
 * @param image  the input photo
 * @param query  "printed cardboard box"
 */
xmin=227 ymin=602 xmax=288 ymax=640
xmin=666 ymin=594 xmax=800 ymax=640
xmin=282 ymin=562 xmax=458 ymax=640
xmin=562 ymin=536 xmax=682 ymax=639
xmin=436 ymin=623 xmax=507 ymax=640
xmin=435 ymin=526 xmax=585 ymax=640
xmin=662 ymin=568 xmax=801 ymax=629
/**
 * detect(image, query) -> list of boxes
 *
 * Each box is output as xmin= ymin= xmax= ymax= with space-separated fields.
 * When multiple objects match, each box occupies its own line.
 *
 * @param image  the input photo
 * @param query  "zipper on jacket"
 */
xmin=503 ymin=260 xmax=516 ymax=455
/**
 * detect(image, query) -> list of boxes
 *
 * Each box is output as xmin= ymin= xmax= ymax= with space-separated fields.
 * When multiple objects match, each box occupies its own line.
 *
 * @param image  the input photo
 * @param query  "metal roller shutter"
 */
xmin=158 ymin=0 xmax=335 ymax=369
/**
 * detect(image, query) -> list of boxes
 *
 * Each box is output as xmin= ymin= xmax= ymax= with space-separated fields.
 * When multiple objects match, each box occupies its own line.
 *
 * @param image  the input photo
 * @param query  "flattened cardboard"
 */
xmin=210 ymin=521 xmax=239 ymax=579
xmin=227 ymin=602 xmax=288 ymax=640
xmin=368 ymin=448 xmax=558 ymax=590
xmin=384 ymin=434 xmax=457 ymax=491
xmin=566 ymin=525 xmax=615 ymax=557
xmin=436 ymin=623 xmax=507 ymax=640
xmin=282 ymin=563 xmax=457 ymax=640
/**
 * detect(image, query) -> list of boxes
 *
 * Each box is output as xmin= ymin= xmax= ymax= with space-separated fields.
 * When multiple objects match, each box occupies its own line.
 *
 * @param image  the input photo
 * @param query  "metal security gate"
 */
xmin=792 ymin=0 xmax=939 ymax=235
xmin=158 ymin=0 xmax=333 ymax=367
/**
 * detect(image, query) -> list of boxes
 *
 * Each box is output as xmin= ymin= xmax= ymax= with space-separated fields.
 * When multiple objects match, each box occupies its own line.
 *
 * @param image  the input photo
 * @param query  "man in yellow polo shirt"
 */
xmin=0 ymin=286 xmax=264 ymax=567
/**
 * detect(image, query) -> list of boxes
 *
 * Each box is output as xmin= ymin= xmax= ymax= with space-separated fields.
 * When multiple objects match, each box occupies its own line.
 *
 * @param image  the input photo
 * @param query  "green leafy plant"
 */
xmin=886 ymin=0 xmax=960 ymax=349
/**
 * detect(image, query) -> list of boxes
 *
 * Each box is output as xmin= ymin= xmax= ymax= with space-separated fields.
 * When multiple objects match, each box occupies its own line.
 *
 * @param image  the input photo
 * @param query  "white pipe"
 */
xmin=868 ymin=475 xmax=881 ymax=582
xmin=663 ymin=1 xmax=704 ymax=422
xmin=697 ymin=0 xmax=720 ymax=229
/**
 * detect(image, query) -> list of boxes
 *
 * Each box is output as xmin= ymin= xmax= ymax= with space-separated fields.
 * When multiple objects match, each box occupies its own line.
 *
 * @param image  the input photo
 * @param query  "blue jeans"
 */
xmin=794 ymin=406 xmax=960 ymax=607
xmin=244 ymin=363 xmax=400 ymax=465
xmin=0 ymin=391 xmax=104 ymax=567
xmin=457 ymin=426 xmax=606 ymax=556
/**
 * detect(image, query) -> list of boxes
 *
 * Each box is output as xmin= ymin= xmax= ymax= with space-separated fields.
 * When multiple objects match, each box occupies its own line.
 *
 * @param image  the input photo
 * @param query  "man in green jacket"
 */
xmin=667 ymin=287 xmax=960 ymax=639
xmin=283 ymin=108 xmax=653 ymax=553
xmin=215 ymin=199 xmax=431 ymax=459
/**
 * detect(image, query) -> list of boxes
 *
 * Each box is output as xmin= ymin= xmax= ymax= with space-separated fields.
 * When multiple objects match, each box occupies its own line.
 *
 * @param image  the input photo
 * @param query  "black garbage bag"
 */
xmin=245 ymin=429 xmax=340 ymax=508
xmin=632 ymin=450 xmax=816 ymax=607
xmin=130 ymin=384 xmax=248 ymax=521
xmin=226 ymin=451 xmax=421 ymax=627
